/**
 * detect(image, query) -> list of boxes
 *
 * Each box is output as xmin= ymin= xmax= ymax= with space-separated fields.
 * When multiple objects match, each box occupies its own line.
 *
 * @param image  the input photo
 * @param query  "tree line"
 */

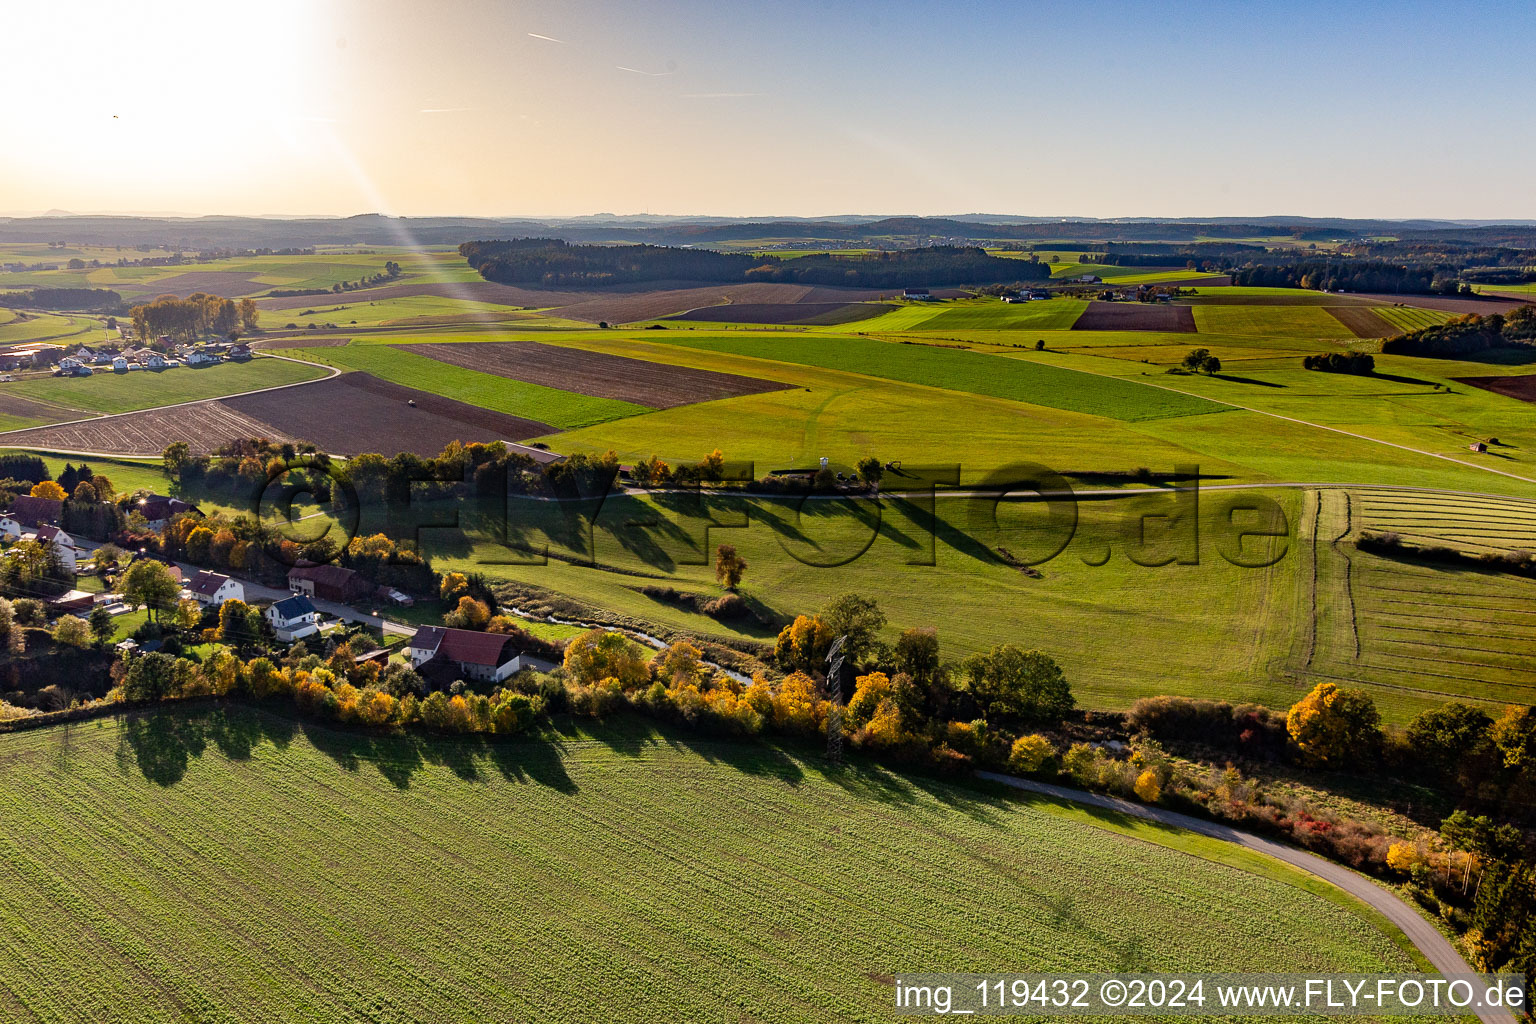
xmin=1380 ymin=306 xmax=1536 ymax=357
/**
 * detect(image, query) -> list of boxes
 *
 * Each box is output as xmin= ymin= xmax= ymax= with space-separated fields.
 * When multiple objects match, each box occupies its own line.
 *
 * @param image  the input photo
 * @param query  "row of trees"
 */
xmin=1231 ymin=259 xmax=1470 ymax=296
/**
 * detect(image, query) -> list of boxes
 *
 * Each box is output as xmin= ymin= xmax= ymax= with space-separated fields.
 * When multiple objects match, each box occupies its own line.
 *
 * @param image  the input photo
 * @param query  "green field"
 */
xmin=0 ymin=708 xmax=1418 ymax=1022
xmin=1289 ymin=488 xmax=1536 ymax=717
xmin=274 ymin=344 xmax=648 ymax=429
xmin=0 ymin=309 xmax=102 ymax=346
xmin=1191 ymin=304 xmax=1357 ymax=339
xmin=898 ymin=298 xmax=1087 ymax=332
xmin=0 ymin=357 xmax=327 ymax=416
xmin=639 ymin=332 xmax=1228 ymax=422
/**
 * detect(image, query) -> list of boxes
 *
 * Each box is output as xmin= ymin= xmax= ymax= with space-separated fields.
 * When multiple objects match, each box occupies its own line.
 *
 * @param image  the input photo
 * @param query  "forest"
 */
xmin=459 ymin=241 xmax=1049 ymax=288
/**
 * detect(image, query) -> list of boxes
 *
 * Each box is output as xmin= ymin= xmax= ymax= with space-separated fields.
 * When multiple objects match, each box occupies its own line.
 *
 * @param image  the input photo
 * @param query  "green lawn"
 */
xmin=1 ymin=358 xmax=327 ymax=415
xmin=273 ymin=344 xmax=648 ymax=429
xmin=640 ymin=332 xmax=1229 ymax=422
xmin=0 ymin=708 xmax=1417 ymax=1022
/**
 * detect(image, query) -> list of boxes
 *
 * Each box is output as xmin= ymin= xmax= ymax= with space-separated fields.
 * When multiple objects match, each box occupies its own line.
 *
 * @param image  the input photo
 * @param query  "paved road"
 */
xmin=976 ymin=770 xmax=1517 ymax=1024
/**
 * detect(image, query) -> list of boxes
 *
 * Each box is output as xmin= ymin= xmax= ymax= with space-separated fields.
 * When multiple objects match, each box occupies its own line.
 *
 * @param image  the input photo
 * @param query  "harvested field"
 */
xmin=1350 ymin=293 xmax=1531 ymax=315
xmin=1454 ymin=374 xmax=1536 ymax=404
xmin=665 ymin=301 xmax=889 ymax=325
xmin=401 ymin=341 xmax=791 ymax=408
xmin=221 ymin=372 xmax=555 ymax=455
xmin=1325 ymin=306 xmax=1396 ymax=338
xmin=0 ymin=402 xmax=292 ymax=455
xmin=120 ymin=271 xmax=270 ymax=299
xmin=1071 ymin=301 xmax=1195 ymax=332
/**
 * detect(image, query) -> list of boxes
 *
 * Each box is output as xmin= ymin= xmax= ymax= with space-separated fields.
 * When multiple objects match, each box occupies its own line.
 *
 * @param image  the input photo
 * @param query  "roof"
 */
xmin=9 ymin=494 xmax=63 ymax=527
xmin=408 ymin=625 xmax=516 ymax=668
xmin=503 ymin=441 xmax=565 ymax=466
xmin=188 ymin=570 xmax=233 ymax=597
xmin=271 ymin=594 xmax=317 ymax=619
xmin=288 ymin=563 xmax=359 ymax=589
xmin=34 ymin=524 xmax=71 ymax=545
xmin=137 ymin=494 xmax=198 ymax=521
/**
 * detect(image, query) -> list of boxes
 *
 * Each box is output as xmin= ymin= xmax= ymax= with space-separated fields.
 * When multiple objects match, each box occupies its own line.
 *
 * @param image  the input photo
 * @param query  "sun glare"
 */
xmin=5 ymin=0 xmax=330 ymax=207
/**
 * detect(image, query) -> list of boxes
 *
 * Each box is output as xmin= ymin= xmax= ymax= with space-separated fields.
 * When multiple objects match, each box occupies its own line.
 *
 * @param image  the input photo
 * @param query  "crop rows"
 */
xmin=0 ymin=710 xmax=1413 ymax=1023
xmin=1371 ymin=306 xmax=1455 ymax=333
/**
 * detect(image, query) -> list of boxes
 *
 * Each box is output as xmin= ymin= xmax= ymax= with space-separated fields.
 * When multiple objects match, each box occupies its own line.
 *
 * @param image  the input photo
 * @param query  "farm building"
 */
xmin=288 ymin=564 xmax=370 ymax=603
xmin=187 ymin=570 xmax=243 ymax=608
xmin=901 ymin=287 xmax=933 ymax=301
xmin=8 ymin=495 xmax=64 ymax=528
xmin=1469 ymin=441 xmax=1487 ymax=453
xmin=406 ymin=625 xmax=556 ymax=684
xmin=265 ymin=595 xmax=321 ymax=643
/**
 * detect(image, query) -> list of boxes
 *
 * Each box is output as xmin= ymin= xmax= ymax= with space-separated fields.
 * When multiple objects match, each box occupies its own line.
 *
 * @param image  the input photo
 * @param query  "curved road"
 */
xmin=976 ymin=770 xmax=1517 ymax=1024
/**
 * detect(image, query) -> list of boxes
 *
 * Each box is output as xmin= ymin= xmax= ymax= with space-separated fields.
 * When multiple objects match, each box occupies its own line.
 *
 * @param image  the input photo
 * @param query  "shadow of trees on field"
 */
xmin=113 ymin=703 xmax=1052 ymax=850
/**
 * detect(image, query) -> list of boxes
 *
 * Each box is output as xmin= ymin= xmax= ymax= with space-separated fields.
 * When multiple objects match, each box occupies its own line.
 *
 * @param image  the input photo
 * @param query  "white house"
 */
xmin=902 ymin=287 xmax=933 ymax=301
xmin=112 ymin=356 xmax=129 ymax=371
xmin=186 ymin=350 xmax=221 ymax=367
xmin=145 ymin=352 xmax=168 ymax=370
xmin=33 ymin=524 xmax=77 ymax=573
xmin=0 ymin=515 xmax=20 ymax=541
xmin=265 ymin=594 xmax=321 ymax=642
xmin=58 ymin=356 xmax=83 ymax=371
xmin=187 ymin=569 xmax=243 ymax=607
xmin=407 ymin=625 xmax=552 ymax=683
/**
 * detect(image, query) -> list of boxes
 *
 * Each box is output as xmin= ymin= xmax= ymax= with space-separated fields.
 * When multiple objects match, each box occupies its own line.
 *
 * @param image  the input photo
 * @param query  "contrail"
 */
xmin=617 ymin=66 xmax=673 ymax=76
xmin=527 ymin=32 xmax=565 ymax=43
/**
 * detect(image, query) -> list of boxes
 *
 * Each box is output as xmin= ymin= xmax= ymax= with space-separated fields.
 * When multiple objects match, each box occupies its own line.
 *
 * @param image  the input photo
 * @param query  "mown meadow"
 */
xmin=0 ymin=707 xmax=1418 ymax=1023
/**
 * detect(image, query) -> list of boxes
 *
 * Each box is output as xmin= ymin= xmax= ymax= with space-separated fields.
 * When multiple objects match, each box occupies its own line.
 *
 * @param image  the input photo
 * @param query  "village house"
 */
xmin=265 ymin=594 xmax=321 ymax=643
xmin=228 ymin=343 xmax=252 ymax=360
xmin=406 ymin=625 xmax=556 ymax=684
xmin=901 ymin=287 xmax=933 ymax=301
xmin=0 ymin=515 xmax=20 ymax=541
xmin=135 ymin=494 xmax=200 ymax=531
xmin=287 ymin=564 xmax=370 ymax=603
xmin=187 ymin=569 xmax=243 ymax=608
xmin=186 ymin=349 xmax=221 ymax=367
xmin=32 ymin=525 xmax=78 ymax=573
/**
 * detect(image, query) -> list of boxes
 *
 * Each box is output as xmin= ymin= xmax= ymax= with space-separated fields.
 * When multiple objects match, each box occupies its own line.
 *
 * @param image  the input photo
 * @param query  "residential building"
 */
xmin=406 ymin=625 xmax=554 ymax=684
xmin=33 ymin=525 xmax=77 ymax=573
xmin=0 ymin=515 xmax=20 ymax=541
xmin=265 ymin=595 xmax=321 ymax=642
xmin=135 ymin=494 xmax=200 ymax=531
xmin=188 ymin=570 xmax=243 ymax=607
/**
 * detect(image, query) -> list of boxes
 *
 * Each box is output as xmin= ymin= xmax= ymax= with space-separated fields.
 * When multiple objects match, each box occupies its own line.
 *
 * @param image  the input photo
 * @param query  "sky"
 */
xmin=3 ymin=0 xmax=1533 ymax=221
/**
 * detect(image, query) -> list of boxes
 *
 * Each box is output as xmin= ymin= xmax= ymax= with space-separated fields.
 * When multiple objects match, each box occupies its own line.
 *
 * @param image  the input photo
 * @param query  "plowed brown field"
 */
xmin=400 ymin=341 xmax=790 ymax=408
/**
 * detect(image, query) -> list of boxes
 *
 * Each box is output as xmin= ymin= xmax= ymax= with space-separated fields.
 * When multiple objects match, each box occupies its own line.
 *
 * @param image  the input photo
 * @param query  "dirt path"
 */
xmin=976 ymin=770 xmax=1517 ymax=1024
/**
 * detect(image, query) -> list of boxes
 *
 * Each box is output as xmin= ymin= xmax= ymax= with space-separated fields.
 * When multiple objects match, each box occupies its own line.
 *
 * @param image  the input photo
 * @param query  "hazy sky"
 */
xmin=4 ymin=0 xmax=1532 ymax=220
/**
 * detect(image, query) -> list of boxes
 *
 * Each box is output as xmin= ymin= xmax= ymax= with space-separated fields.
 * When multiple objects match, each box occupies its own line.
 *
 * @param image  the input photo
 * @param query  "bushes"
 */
xmin=1127 ymin=695 xmax=1289 ymax=758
